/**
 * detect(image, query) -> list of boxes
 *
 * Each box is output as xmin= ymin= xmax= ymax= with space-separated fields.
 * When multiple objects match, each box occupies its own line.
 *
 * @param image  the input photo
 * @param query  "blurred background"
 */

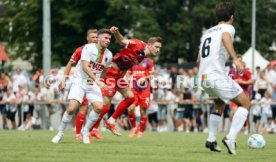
xmin=0 ymin=0 xmax=275 ymax=134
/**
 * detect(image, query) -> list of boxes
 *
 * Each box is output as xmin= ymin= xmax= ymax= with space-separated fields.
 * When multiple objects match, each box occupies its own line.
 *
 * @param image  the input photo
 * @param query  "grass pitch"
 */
xmin=0 ymin=130 xmax=275 ymax=162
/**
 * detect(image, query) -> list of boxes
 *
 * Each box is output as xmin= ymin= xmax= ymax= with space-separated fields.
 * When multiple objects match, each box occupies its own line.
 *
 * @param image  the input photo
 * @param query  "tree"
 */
xmin=0 ymin=0 xmax=275 ymax=71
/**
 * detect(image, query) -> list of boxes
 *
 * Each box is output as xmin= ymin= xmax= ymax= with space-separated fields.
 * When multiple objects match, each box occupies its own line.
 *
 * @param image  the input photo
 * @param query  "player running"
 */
xmin=51 ymin=29 xmax=113 ymax=144
xmin=58 ymin=29 xmax=99 ymax=140
xmin=128 ymin=57 xmax=154 ymax=138
xmin=90 ymin=26 xmax=162 ymax=136
xmin=197 ymin=2 xmax=251 ymax=155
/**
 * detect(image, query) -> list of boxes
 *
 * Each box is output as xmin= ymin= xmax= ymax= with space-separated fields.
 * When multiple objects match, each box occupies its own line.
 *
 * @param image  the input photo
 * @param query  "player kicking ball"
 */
xmin=51 ymin=29 xmax=113 ymax=144
xmin=197 ymin=2 xmax=251 ymax=155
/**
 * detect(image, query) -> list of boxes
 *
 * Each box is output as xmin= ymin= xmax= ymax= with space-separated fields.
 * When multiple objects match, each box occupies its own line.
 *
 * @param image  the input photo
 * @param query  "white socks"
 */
xmin=207 ymin=113 xmax=221 ymax=142
xmin=107 ymin=117 xmax=116 ymax=123
xmin=83 ymin=110 xmax=99 ymax=134
xmin=227 ymin=107 xmax=248 ymax=141
xmin=59 ymin=111 xmax=72 ymax=132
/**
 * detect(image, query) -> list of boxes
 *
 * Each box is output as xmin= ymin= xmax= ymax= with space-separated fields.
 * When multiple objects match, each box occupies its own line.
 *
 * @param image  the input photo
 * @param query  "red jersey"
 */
xmin=113 ymin=39 xmax=147 ymax=71
xmin=229 ymin=67 xmax=252 ymax=94
xmin=130 ymin=58 xmax=154 ymax=92
xmin=70 ymin=46 xmax=84 ymax=63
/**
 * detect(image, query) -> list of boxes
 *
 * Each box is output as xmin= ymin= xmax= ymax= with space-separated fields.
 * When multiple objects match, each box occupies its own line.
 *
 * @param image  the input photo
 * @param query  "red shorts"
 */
xmin=101 ymin=67 xmax=129 ymax=97
xmin=132 ymin=89 xmax=150 ymax=108
xmin=82 ymin=96 xmax=88 ymax=105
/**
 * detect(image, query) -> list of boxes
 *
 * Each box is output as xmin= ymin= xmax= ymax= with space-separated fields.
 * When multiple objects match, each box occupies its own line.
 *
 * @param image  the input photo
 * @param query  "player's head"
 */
xmin=237 ymin=54 xmax=242 ymax=61
xmin=216 ymin=2 xmax=235 ymax=24
xmin=87 ymin=29 xmax=98 ymax=43
xmin=147 ymin=37 xmax=162 ymax=55
xmin=97 ymin=29 xmax=112 ymax=49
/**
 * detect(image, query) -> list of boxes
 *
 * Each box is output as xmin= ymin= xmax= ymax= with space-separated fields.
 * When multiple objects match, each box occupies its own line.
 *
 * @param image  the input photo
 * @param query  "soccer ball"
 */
xmin=247 ymin=134 xmax=266 ymax=149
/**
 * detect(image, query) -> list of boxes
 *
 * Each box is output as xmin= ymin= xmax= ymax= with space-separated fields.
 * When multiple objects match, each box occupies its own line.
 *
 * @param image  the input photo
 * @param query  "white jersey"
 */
xmin=198 ymin=24 xmax=235 ymax=77
xmin=74 ymin=43 xmax=112 ymax=81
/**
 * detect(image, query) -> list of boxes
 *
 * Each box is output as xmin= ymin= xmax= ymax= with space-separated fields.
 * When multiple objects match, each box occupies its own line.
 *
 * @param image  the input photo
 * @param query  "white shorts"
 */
xmin=200 ymin=73 xmax=243 ymax=103
xmin=68 ymin=82 xmax=102 ymax=104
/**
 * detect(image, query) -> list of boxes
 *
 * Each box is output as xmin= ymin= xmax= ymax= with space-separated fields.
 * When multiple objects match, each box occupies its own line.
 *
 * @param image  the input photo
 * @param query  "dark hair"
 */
xmin=148 ymin=37 xmax=162 ymax=44
xmin=216 ymin=2 xmax=235 ymax=22
xmin=97 ymin=28 xmax=112 ymax=36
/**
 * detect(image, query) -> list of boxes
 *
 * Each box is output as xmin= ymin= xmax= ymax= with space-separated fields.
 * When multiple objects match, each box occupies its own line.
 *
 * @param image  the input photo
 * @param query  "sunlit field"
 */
xmin=0 ymin=131 xmax=275 ymax=162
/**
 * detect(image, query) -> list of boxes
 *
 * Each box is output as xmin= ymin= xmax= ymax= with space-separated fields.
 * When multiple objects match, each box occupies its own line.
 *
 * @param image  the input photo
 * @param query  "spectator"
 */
xmin=182 ymin=88 xmax=193 ymax=132
xmin=256 ymin=71 xmax=269 ymax=97
xmin=2 ymin=87 xmax=17 ymax=129
xmin=147 ymin=91 xmax=159 ymax=131
xmin=169 ymin=66 xmax=178 ymax=90
xmin=260 ymin=91 xmax=272 ymax=133
xmin=272 ymin=81 xmax=276 ymax=128
xmin=157 ymin=88 xmax=168 ymax=132
xmin=251 ymin=93 xmax=262 ymax=133
xmin=174 ymin=89 xmax=185 ymax=131
xmin=0 ymin=83 xmax=8 ymax=129
xmin=191 ymin=87 xmax=203 ymax=132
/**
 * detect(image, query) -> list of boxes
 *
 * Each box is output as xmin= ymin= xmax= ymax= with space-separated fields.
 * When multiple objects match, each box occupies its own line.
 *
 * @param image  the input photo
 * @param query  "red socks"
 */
xmin=75 ymin=112 xmax=85 ymax=134
xmin=140 ymin=116 xmax=148 ymax=132
xmin=112 ymin=97 xmax=135 ymax=119
xmin=128 ymin=113 xmax=136 ymax=128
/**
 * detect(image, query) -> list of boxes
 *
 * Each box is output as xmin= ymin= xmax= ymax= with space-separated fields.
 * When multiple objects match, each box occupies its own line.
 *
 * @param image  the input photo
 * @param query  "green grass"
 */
xmin=0 ymin=131 xmax=275 ymax=162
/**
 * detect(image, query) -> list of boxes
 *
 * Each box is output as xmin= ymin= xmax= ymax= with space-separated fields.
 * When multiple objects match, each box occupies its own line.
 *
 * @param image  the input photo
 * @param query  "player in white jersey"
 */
xmin=51 ymin=29 xmax=113 ymax=144
xmin=197 ymin=2 xmax=251 ymax=155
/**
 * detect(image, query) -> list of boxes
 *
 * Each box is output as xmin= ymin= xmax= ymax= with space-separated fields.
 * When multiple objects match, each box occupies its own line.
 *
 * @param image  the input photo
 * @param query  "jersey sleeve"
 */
xmin=223 ymin=25 xmax=235 ymax=41
xmin=81 ymin=45 xmax=92 ymax=62
xmin=70 ymin=47 xmax=82 ymax=63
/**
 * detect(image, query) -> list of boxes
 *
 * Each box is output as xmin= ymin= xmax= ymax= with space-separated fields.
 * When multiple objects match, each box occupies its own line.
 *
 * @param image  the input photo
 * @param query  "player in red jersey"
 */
xmin=128 ymin=57 xmax=154 ymax=138
xmin=228 ymin=55 xmax=254 ymax=135
xmin=90 ymin=26 xmax=162 ymax=136
xmin=58 ymin=29 xmax=100 ymax=140
xmin=229 ymin=55 xmax=254 ymax=110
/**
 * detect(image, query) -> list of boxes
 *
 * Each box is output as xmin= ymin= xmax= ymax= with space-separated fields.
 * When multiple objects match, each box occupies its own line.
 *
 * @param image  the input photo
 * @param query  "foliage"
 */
xmin=0 ymin=0 xmax=275 ymax=71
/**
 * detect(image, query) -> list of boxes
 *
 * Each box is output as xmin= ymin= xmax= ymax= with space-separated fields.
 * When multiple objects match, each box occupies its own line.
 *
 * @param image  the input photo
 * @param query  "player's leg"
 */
xmin=137 ymin=95 xmax=150 ymax=138
xmin=51 ymin=84 xmax=83 ymax=144
xmin=223 ymin=91 xmax=251 ymax=155
xmin=90 ymin=95 xmax=112 ymax=140
xmin=51 ymin=99 xmax=80 ymax=143
xmin=138 ymin=107 xmax=148 ymax=138
xmin=205 ymin=98 xmax=225 ymax=152
xmin=128 ymin=103 xmax=138 ymax=138
xmin=82 ymin=85 xmax=104 ymax=144
xmin=105 ymin=87 xmax=135 ymax=136
xmin=75 ymin=98 xmax=88 ymax=139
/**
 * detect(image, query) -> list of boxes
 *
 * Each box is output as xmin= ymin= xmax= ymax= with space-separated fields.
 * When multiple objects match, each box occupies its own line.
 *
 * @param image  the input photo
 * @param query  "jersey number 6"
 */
xmin=201 ymin=37 xmax=212 ymax=58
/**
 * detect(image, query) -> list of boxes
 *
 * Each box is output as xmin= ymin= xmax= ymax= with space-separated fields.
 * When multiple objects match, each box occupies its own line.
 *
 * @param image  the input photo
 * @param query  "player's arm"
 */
xmin=82 ymin=60 xmax=105 ymax=88
xmin=82 ymin=60 xmax=97 ymax=81
xmin=241 ymin=79 xmax=254 ymax=85
xmin=110 ymin=26 xmax=128 ymax=46
xmin=59 ymin=60 xmax=76 ymax=91
xmin=100 ymin=68 xmax=107 ymax=79
xmin=222 ymin=32 xmax=243 ymax=73
xmin=196 ymin=51 xmax=200 ymax=66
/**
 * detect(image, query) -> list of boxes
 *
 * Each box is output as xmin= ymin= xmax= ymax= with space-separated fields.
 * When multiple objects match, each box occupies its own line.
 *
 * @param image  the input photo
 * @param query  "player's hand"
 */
xmin=233 ymin=59 xmax=244 ymax=74
xmin=110 ymin=26 xmax=119 ymax=33
xmin=59 ymin=80 xmax=66 ymax=92
xmin=96 ymin=79 xmax=107 ymax=89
